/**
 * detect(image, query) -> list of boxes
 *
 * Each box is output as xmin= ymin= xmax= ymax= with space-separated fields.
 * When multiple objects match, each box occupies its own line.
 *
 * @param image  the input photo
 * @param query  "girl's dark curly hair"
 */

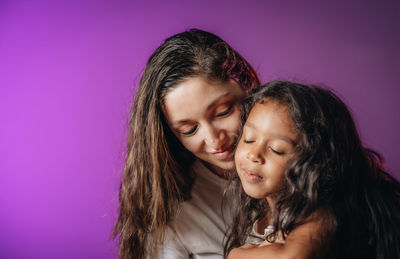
xmin=225 ymin=81 xmax=400 ymax=259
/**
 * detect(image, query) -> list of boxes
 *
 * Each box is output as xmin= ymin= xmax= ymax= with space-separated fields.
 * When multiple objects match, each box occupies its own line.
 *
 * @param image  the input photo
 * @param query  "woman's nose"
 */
xmin=246 ymin=146 xmax=265 ymax=164
xmin=203 ymin=125 xmax=224 ymax=149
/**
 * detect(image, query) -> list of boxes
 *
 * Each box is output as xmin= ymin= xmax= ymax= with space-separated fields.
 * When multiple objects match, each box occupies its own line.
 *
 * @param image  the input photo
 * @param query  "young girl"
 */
xmin=113 ymin=29 xmax=260 ymax=259
xmin=226 ymin=81 xmax=400 ymax=259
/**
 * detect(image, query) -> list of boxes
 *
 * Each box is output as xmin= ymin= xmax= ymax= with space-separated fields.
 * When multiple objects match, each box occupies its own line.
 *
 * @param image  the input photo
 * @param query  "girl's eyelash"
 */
xmin=269 ymin=147 xmax=284 ymax=155
xmin=181 ymin=125 xmax=198 ymax=136
xmin=216 ymin=103 xmax=233 ymax=117
xmin=243 ymin=139 xmax=254 ymax=144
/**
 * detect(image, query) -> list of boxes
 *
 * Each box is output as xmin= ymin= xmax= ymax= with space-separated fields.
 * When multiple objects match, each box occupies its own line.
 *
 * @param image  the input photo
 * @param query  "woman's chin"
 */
xmin=201 ymin=159 xmax=235 ymax=177
xmin=214 ymin=159 xmax=235 ymax=171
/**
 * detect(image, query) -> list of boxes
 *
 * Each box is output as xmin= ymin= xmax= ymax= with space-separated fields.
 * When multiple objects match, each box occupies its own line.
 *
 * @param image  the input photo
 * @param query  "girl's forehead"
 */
xmin=258 ymin=97 xmax=286 ymax=106
xmin=246 ymin=101 xmax=298 ymax=141
xmin=249 ymin=101 xmax=290 ymax=121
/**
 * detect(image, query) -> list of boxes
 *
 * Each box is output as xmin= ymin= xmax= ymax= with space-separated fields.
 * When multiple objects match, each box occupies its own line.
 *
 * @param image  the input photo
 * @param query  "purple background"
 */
xmin=1 ymin=1 xmax=399 ymax=258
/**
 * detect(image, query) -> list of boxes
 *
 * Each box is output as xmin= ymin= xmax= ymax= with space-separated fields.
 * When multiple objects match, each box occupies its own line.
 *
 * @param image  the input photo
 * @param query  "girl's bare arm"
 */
xmin=228 ymin=210 xmax=329 ymax=259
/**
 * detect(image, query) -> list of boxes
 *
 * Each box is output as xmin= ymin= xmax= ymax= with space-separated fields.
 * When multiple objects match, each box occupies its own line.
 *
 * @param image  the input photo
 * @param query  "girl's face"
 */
xmin=163 ymin=76 xmax=244 ymax=173
xmin=235 ymin=100 xmax=299 ymax=202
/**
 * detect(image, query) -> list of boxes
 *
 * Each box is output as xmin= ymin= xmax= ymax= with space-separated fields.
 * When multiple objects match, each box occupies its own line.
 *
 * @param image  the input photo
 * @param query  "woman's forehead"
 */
xmin=162 ymin=77 xmax=243 ymax=124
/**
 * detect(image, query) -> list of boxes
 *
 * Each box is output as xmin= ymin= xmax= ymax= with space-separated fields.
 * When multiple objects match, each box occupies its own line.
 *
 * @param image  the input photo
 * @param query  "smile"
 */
xmin=210 ymin=144 xmax=234 ymax=160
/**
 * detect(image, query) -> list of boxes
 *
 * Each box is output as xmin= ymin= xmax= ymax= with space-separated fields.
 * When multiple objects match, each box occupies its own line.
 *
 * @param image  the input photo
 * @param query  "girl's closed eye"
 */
xmin=269 ymin=146 xmax=285 ymax=155
xmin=243 ymin=139 xmax=255 ymax=144
xmin=241 ymin=129 xmax=255 ymax=144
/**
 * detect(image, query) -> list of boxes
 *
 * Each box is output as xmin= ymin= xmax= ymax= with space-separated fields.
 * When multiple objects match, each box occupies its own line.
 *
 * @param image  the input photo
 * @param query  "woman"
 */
xmin=113 ymin=29 xmax=260 ymax=258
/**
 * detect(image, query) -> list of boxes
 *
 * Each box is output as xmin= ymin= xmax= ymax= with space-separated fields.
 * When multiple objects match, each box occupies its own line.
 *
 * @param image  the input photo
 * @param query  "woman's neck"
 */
xmin=200 ymin=161 xmax=230 ymax=179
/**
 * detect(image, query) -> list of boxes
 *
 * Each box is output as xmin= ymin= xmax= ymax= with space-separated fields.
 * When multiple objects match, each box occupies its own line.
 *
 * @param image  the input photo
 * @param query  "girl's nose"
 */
xmin=246 ymin=147 xmax=265 ymax=164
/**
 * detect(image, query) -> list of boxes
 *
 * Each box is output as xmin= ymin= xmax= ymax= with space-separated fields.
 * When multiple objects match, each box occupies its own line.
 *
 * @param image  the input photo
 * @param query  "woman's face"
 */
xmin=162 ymin=76 xmax=244 ymax=173
xmin=235 ymin=100 xmax=298 ymax=202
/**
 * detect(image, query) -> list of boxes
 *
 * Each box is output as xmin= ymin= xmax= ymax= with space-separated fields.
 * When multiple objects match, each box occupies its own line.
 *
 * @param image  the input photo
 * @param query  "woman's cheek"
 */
xmin=234 ymin=141 xmax=245 ymax=167
xmin=178 ymin=136 xmax=202 ymax=154
xmin=225 ymin=109 xmax=242 ymax=133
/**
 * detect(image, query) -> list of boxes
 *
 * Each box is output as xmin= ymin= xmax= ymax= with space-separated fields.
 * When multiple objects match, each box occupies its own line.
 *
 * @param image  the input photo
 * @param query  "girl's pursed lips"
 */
xmin=241 ymin=167 xmax=264 ymax=182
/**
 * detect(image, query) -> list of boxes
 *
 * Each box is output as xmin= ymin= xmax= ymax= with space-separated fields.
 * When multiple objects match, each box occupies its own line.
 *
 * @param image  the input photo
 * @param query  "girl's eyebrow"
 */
xmin=244 ymin=122 xmax=296 ymax=145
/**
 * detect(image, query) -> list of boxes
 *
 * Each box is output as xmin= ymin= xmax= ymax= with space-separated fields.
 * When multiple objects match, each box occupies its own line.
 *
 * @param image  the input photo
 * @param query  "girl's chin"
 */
xmin=241 ymin=184 xmax=268 ymax=199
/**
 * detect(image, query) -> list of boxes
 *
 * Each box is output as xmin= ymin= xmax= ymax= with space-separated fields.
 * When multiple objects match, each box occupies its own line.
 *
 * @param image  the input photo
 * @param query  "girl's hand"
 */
xmin=228 ymin=209 xmax=328 ymax=259
xmin=228 ymin=243 xmax=257 ymax=259
xmin=258 ymin=240 xmax=273 ymax=247
xmin=228 ymin=245 xmax=254 ymax=259
xmin=228 ymin=243 xmax=285 ymax=259
xmin=239 ymin=243 xmax=257 ymax=249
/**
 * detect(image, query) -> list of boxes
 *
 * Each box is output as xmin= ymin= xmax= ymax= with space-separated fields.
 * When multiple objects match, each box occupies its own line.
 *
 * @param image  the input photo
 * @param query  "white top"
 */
xmin=247 ymin=219 xmax=284 ymax=245
xmin=149 ymin=160 xmax=235 ymax=259
xmin=246 ymin=221 xmax=274 ymax=245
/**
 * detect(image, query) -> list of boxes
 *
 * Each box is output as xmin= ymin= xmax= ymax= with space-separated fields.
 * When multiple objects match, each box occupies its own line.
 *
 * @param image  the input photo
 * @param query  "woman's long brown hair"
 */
xmin=113 ymin=29 xmax=260 ymax=259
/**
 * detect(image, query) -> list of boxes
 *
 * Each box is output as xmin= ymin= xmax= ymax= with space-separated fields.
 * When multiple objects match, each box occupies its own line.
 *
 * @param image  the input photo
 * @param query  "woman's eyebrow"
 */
xmin=171 ymin=92 xmax=231 ymax=127
xmin=206 ymin=92 xmax=230 ymax=111
xmin=171 ymin=120 xmax=192 ymax=128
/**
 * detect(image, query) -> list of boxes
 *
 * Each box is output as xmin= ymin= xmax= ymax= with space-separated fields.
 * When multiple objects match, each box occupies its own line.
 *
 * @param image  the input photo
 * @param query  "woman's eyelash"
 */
xmin=181 ymin=125 xmax=198 ymax=136
xmin=180 ymin=104 xmax=233 ymax=136
xmin=216 ymin=104 xmax=233 ymax=117
xmin=243 ymin=139 xmax=254 ymax=144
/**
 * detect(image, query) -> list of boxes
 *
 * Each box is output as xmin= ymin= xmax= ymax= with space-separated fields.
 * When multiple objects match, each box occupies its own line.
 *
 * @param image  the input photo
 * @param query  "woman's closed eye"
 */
xmin=181 ymin=125 xmax=198 ymax=136
xmin=216 ymin=103 xmax=233 ymax=117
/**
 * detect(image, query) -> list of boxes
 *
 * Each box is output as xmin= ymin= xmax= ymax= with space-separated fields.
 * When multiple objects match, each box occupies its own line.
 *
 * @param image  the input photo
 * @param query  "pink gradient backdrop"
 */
xmin=1 ymin=1 xmax=399 ymax=258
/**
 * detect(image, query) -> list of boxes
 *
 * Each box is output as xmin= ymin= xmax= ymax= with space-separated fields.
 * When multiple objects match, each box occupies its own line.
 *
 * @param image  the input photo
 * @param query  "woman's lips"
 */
xmin=242 ymin=169 xmax=263 ymax=182
xmin=211 ymin=145 xmax=233 ymax=160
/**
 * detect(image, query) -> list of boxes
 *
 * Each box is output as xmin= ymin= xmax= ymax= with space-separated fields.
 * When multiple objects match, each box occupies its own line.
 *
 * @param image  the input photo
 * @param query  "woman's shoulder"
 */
xmin=178 ymin=160 xmax=233 ymax=220
xmin=157 ymin=160 xmax=236 ymax=257
xmin=162 ymin=181 xmax=232 ymax=257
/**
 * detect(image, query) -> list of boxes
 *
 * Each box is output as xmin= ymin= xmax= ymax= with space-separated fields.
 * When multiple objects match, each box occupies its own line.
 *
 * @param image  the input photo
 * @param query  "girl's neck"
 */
xmin=262 ymin=197 xmax=277 ymax=227
xmin=260 ymin=212 xmax=272 ymax=227
xmin=266 ymin=197 xmax=276 ymax=214
xmin=255 ymin=211 xmax=273 ymax=235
